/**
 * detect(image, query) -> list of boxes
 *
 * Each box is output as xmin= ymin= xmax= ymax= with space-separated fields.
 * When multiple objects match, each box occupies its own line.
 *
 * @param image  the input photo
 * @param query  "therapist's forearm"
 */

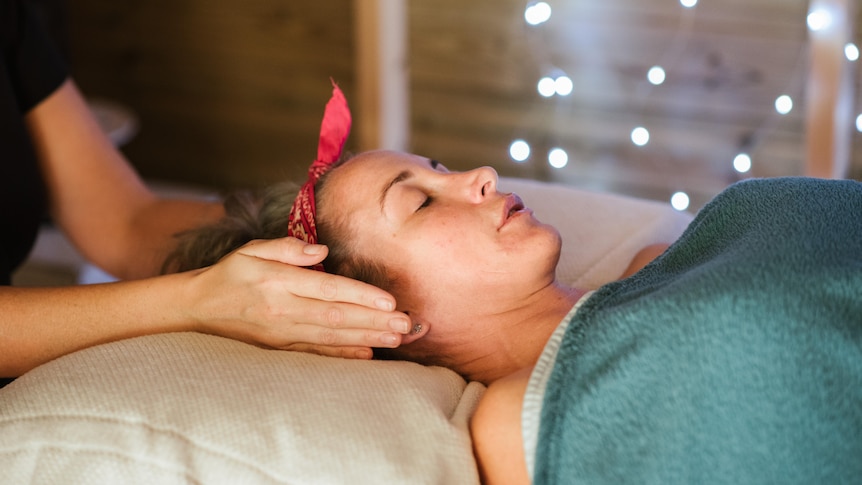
xmin=0 ymin=271 xmax=195 ymax=377
xmin=113 ymin=198 xmax=225 ymax=279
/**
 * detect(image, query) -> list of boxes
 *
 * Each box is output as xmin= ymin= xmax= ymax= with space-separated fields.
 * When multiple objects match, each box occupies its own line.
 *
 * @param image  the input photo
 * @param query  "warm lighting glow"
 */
xmin=733 ymin=153 xmax=752 ymax=173
xmin=525 ymin=2 xmax=552 ymax=26
xmin=631 ymin=126 xmax=650 ymax=146
xmin=846 ymin=43 xmax=860 ymax=61
xmin=680 ymin=0 xmax=697 ymax=8
xmin=647 ymin=66 xmax=666 ymax=85
xmin=671 ymin=192 xmax=690 ymax=211
xmin=775 ymin=95 xmax=793 ymax=115
xmin=509 ymin=139 xmax=531 ymax=162
xmin=537 ymin=76 xmax=556 ymax=97
xmin=548 ymin=148 xmax=568 ymax=168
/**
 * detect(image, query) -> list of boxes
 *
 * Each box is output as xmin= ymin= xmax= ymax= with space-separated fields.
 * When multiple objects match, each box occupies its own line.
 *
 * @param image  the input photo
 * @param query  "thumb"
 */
xmin=238 ymin=237 xmax=329 ymax=267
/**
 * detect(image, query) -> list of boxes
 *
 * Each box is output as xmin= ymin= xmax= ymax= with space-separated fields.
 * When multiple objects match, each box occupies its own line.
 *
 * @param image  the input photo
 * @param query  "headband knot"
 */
xmin=287 ymin=81 xmax=352 ymax=271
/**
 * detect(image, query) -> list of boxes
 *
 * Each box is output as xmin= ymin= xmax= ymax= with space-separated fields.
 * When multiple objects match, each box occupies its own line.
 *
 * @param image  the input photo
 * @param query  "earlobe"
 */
xmin=399 ymin=311 xmax=430 ymax=344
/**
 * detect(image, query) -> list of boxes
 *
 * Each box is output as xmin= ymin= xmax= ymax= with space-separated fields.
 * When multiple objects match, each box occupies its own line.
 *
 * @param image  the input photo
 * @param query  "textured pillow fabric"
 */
xmin=0 ymin=333 xmax=484 ymax=484
xmin=0 ymin=179 xmax=692 ymax=484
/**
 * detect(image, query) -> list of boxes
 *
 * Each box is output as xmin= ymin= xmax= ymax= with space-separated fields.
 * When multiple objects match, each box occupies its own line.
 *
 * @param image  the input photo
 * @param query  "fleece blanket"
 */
xmin=534 ymin=177 xmax=862 ymax=484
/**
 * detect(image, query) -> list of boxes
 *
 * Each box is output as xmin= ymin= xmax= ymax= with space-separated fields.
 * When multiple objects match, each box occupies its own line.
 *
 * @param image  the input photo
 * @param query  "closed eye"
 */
xmin=416 ymin=196 xmax=433 ymax=212
xmin=430 ymin=159 xmax=449 ymax=173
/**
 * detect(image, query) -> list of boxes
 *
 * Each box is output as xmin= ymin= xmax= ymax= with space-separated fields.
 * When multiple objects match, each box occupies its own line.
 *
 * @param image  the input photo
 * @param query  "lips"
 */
xmin=500 ymin=193 xmax=526 ymax=229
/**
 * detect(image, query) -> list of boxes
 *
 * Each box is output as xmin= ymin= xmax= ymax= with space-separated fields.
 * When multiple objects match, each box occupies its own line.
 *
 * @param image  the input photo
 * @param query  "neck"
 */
xmin=453 ymin=282 xmax=586 ymax=385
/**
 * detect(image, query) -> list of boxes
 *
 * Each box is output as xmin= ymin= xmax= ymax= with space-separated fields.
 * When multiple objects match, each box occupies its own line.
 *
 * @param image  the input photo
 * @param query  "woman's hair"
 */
xmin=162 ymin=163 xmax=394 ymax=293
xmin=162 ymin=160 xmax=443 ymax=366
xmin=162 ymin=182 xmax=297 ymax=273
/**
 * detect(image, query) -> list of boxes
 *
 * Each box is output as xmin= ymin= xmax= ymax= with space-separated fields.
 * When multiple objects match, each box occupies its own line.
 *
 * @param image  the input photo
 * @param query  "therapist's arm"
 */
xmin=2 ymin=79 xmax=414 ymax=377
xmin=25 ymin=78 xmax=222 ymax=279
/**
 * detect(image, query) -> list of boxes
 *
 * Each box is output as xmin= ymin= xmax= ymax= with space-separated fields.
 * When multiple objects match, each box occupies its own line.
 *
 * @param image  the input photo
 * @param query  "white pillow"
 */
xmin=0 ymin=179 xmax=693 ymax=484
xmin=0 ymin=333 xmax=484 ymax=484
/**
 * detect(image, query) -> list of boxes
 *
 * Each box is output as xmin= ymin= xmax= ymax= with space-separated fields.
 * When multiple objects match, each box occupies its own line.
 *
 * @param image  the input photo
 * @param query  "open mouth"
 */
xmin=501 ymin=193 xmax=526 ymax=228
xmin=508 ymin=201 xmax=525 ymax=217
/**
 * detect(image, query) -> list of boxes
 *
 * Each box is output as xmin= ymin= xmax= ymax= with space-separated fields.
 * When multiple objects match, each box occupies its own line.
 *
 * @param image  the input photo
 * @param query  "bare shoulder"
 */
xmin=620 ymin=243 xmax=671 ymax=279
xmin=470 ymin=367 xmax=533 ymax=485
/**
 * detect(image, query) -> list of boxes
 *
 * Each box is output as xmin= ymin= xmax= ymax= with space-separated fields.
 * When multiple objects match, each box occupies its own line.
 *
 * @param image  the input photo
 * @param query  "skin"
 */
xmin=1 ymin=79 xmax=412 ymax=377
xmin=319 ymin=150 xmax=669 ymax=484
xmin=320 ymin=151 xmax=588 ymax=383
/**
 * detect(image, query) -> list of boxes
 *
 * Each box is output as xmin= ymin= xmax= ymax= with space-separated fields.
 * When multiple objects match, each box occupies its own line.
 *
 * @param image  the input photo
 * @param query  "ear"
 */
xmin=399 ymin=311 xmax=430 ymax=345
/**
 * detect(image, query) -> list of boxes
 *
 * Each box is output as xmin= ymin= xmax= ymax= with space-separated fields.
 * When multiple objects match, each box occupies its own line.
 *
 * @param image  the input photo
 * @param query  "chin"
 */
xmin=536 ymin=224 xmax=563 ymax=274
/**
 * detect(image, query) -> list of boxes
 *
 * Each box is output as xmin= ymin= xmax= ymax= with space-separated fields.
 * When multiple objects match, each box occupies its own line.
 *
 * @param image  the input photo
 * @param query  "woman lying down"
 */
xmin=167 ymin=86 xmax=862 ymax=484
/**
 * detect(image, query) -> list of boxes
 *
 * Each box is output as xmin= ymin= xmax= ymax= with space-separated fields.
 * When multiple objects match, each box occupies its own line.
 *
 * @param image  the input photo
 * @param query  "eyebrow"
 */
xmin=379 ymin=170 xmax=414 ymax=212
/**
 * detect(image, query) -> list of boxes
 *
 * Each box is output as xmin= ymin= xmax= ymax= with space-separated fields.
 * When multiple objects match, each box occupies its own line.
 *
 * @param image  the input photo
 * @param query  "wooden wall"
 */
xmin=66 ymin=0 xmax=355 ymax=190
xmin=409 ymin=0 xmax=860 ymax=208
xmin=65 ymin=0 xmax=860 ymax=209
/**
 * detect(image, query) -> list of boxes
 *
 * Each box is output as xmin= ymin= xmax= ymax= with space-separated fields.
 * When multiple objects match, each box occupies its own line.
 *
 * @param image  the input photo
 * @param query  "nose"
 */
xmin=462 ymin=166 xmax=498 ymax=204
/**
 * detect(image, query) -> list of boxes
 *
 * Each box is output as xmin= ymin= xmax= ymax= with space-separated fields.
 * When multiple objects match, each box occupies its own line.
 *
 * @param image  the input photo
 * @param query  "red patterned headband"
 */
xmin=287 ymin=81 xmax=352 ymax=270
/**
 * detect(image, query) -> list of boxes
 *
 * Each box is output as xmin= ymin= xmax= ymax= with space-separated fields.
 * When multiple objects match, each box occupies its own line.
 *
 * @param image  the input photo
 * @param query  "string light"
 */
xmin=554 ymin=75 xmax=574 ymax=96
xmin=670 ymin=192 xmax=690 ymax=211
xmin=733 ymin=153 xmax=752 ymax=173
xmin=807 ymin=6 xmax=833 ymax=32
xmin=537 ymin=76 xmax=556 ymax=97
xmin=775 ymin=95 xmax=793 ymax=115
xmin=631 ymin=126 xmax=650 ymax=146
xmin=647 ymin=66 xmax=666 ymax=85
xmin=846 ymin=43 xmax=859 ymax=61
xmin=509 ymin=139 xmax=531 ymax=162
xmin=548 ymin=148 xmax=569 ymax=168
xmin=525 ymin=2 xmax=552 ymax=26
xmin=537 ymin=74 xmax=574 ymax=97
xmin=516 ymin=0 xmax=856 ymax=207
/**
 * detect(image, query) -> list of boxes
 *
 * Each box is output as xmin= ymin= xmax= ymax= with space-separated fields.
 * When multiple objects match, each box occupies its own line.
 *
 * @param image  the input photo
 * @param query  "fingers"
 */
xmin=203 ymin=237 xmax=419 ymax=360
xmin=239 ymin=238 xmax=398 ymax=312
xmin=288 ymin=270 xmax=399 ymax=315
xmin=302 ymin=298 xmax=411 ymax=333
xmin=238 ymin=237 xmax=329 ymax=268
xmin=287 ymin=344 xmax=376 ymax=360
xmin=276 ymin=323 xmax=404 ymax=352
xmin=279 ymin=298 xmax=411 ymax=344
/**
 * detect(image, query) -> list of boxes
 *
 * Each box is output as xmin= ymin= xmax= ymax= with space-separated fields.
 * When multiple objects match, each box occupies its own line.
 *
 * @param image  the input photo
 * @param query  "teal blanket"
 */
xmin=535 ymin=178 xmax=862 ymax=484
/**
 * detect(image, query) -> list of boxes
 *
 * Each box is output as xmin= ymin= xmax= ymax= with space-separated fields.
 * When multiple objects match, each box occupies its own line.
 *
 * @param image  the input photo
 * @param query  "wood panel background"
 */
xmin=409 ymin=0 xmax=860 ymax=208
xmin=66 ymin=0 xmax=355 ymax=189
xmin=64 ymin=0 xmax=861 ymax=209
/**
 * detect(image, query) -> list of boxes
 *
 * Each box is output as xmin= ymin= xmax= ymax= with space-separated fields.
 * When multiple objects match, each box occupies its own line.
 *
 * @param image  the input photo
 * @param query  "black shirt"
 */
xmin=0 ymin=0 xmax=67 ymax=285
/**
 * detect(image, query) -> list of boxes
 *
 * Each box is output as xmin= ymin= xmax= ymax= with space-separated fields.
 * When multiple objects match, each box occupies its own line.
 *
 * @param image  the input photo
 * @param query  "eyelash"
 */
xmin=415 ymin=159 xmax=443 ymax=212
xmin=416 ymin=195 xmax=432 ymax=212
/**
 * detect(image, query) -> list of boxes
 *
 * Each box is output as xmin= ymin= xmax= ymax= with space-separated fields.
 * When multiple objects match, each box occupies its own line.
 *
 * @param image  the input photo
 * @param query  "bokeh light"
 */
xmin=548 ymin=148 xmax=569 ymax=168
xmin=509 ymin=139 xmax=531 ymax=162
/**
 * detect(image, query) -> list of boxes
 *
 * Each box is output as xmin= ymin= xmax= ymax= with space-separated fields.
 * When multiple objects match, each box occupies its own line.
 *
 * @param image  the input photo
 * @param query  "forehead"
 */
xmin=341 ymin=150 xmax=429 ymax=176
xmin=325 ymin=150 xmax=427 ymax=196
xmin=320 ymin=150 xmax=428 ymax=215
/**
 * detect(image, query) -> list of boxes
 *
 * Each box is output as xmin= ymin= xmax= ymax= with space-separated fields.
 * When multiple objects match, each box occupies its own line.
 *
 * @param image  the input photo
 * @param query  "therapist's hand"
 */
xmin=182 ymin=237 xmax=413 ymax=359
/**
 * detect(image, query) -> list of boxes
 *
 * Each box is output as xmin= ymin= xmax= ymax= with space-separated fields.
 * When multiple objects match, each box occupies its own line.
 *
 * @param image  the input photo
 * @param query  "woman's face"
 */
xmin=319 ymin=150 xmax=563 ymax=347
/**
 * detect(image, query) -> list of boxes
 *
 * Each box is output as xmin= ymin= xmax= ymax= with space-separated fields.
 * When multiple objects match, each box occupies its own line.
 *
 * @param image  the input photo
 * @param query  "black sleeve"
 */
xmin=0 ymin=0 xmax=69 ymax=288
xmin=0 ymin=0 xmax=68 ymax=113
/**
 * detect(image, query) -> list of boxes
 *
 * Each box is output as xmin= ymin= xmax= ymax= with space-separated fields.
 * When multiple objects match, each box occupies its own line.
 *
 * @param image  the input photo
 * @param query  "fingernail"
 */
xmin=355 ymin=349 xmax=373 ymax=359
xmin=389 ymin=317 xmax=410 ymax=333
xmin=303 ymin=244 xmax=326 ymax=255
xmin=380 ymin=333 xmax=400 ymax=346
xmin=375 ymin=298 xmax=395 ymax=311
